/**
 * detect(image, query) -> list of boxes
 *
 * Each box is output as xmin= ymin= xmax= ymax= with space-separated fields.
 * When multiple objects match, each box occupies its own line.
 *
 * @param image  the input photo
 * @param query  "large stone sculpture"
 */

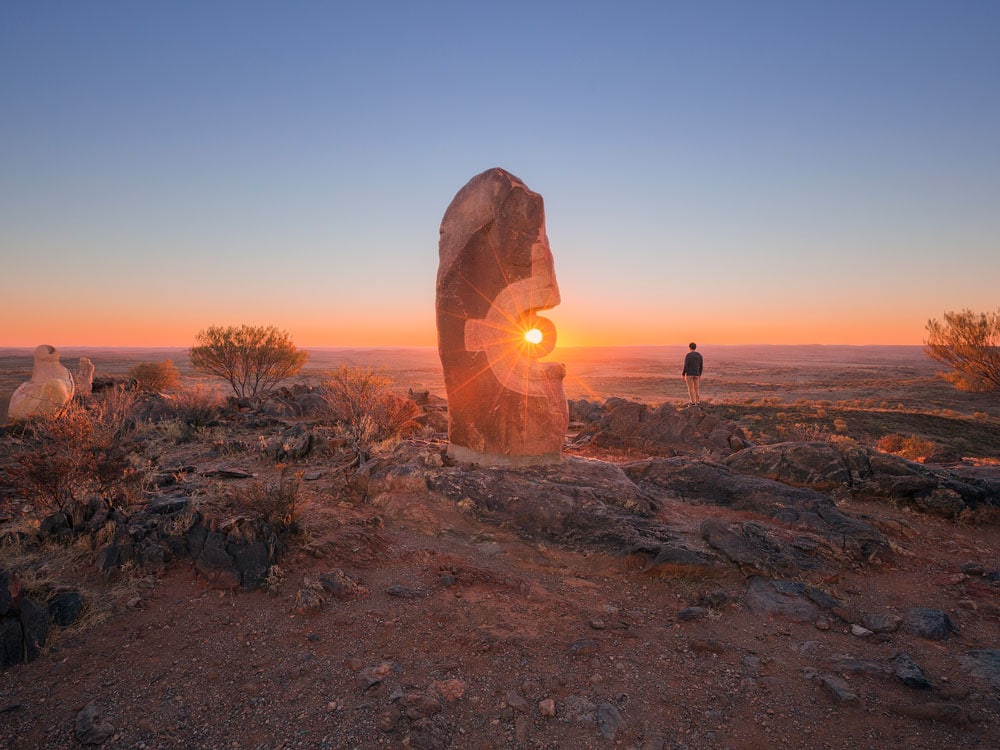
xmin=7 ymin=345 xmax=76 ymax=420
xmin=77 ymin=357 xmax=95 ymax=398
xmin=436 ymin=168 xmax=568 ymax=465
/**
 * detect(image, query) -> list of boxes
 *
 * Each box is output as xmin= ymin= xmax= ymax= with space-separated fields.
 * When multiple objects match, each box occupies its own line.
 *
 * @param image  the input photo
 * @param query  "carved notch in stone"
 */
xmin=436 ymin=168 xmax=568 ymax=466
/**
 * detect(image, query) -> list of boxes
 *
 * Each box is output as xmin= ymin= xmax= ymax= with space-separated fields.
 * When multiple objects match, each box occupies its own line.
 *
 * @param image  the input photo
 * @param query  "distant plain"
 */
xmin=2 ymin=345 xmax=999 ymax=459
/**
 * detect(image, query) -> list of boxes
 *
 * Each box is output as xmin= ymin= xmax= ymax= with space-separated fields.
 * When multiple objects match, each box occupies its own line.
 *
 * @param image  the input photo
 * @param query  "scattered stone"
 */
xmin=431 ymin=678 xmax=465 ymax=702
xmin=538 ymin=698 xmax=556 ymax=717
xmin=569 ymin=638 xmax=599 ymax=657
xmin=401 ymin=690 xmax=442 ymax=720
xmin=892 ymin=652 xmax=932 ymax=689
xmin=74 ymin=703 xmax=115 ymax=745
xmin=589 ymin=618 xmax=607 ymax=630
xmin=903 ymin=607 xmax=958 ymax=640
xmin=506 ymin=690 xmax=529 ymax=713
xmin=319 ymin=570 xmax=368 ymax=601
xmin=850 ymin=624 xmax=873 ymax=638
xmin=596 ymin=702 xmax=624 ymax=739
xmin=294 ymin=583 xmax=325 ymax=616
xmin=744 ymin=577 xmax=820 ymax=624
xmin=960 ymin=562 xmax=985 ymax=575
xmin=861 ymin=613 xmax=902 ymax=633
xmin=817 ymin=674 xmax=859 ymax=704
xmin=47 ymin=591 xmax=83 ymax=627
xmin=959 ymin=649 xmax=1000 ymax=691
xmin=677 ymin=606 xmax=709 ymax=621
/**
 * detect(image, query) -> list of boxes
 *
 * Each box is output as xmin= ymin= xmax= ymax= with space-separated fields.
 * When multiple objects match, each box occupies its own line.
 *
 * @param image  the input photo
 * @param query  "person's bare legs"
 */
xmin=685 ymin=375 xmax=700 ymax=405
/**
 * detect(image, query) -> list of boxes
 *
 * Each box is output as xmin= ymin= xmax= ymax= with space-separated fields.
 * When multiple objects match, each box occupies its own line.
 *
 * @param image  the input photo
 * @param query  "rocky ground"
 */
xmin=1 ymin=391 xmax=999 ymax=749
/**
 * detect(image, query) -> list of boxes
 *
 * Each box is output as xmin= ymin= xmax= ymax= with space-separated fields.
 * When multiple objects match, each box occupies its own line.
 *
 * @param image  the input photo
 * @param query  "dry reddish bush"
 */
xmin=323 ymin=366 xmax=420 ymax=466
xmin=173 ymin=384 xmax=225 ymax=428
xmin=877 ymin=433 xmax=938 ymax=461
xmin=5 ymin=386 xmax=145 ymax=514
xmin=130 ymin=360 xmax=180 ymax=391
xmin=238 ymin=465 xmax=302 ymax=537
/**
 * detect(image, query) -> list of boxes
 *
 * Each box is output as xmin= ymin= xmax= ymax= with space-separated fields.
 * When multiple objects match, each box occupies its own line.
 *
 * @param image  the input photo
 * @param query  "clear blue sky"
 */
xmin=2 ymin=1 xmax=998 ymax=346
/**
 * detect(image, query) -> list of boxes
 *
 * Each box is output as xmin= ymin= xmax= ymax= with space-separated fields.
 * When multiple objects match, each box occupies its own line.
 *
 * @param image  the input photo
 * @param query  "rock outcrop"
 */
xmin=725 ymin=442 xmax=1000 ymax=517
xmin=570 ymin=398 xmax=751 ymax=457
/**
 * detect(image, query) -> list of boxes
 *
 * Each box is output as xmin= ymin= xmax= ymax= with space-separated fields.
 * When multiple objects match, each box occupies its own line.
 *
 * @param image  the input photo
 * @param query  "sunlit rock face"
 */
xmin=7 ymin=345 xmax=76 ymax=420
xmin=436 ymin=168 xmax=568 ymax=466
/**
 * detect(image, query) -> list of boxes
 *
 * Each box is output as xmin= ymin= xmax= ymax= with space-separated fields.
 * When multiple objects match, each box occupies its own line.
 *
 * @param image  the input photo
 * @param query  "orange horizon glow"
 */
xmin=0 ymin=315 xmax=932 ymax=349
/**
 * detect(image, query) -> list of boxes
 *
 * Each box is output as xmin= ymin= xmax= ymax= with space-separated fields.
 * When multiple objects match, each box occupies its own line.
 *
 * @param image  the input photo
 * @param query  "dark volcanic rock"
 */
xmin=624 ymin=457 xmax=887 ymax=562
xmin=701 ymin=519 xmax=821 ymax=574
xmin=427 ymin=457 xmax=712 ymax=567
xmin=726 ymin=441 xmax=1000 ymax=517
xmin=47 ymin=591 xmax=84 ymax=627
xmin=75 ymin=703 xmax=115 ymax=745
xmin=892 ymin=652 xmax=932 ymax=689
xmin=903 ymin=608 xmax=958 ymax=640
xmin=959 ymin=649 xmax=1000 ymax=691
xmin=570 ymin=399 xmax=750 ymax=457
xmin=744 ymin=577 xmax=821 ymax=623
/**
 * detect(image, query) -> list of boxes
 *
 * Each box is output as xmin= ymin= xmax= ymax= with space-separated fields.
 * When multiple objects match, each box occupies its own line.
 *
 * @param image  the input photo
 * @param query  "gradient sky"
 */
xmin=2 ymin=1 xmax=998 ymax=348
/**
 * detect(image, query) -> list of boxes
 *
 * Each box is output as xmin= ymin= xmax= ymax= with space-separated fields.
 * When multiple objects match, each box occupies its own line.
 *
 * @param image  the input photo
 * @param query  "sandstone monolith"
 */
xmin=7 ymin=345 xmax=75 ymax=420
xmin=436 ymin=168 xmax=567 ymax=465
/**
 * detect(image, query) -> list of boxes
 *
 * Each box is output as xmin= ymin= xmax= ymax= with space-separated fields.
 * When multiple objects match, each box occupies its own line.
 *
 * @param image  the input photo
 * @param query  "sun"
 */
xmin=524 ymin=328 xmax=543 ymax=345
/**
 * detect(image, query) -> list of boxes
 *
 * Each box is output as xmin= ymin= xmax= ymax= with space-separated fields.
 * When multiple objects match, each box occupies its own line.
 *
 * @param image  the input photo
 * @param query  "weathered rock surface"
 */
xmin=571 ymin=398 xmax=751 ymax=457
xmin=426 ymin=456 xmax=711 ymax=567
xmin=725 ymin=441 xmax=1000 ymax=517
xmin=7 ymin=344 xmax=75 ymax=420
xmin=623 ymin=457 xmax=887 ymax=562
xmin=436 ymin=168 xmax=567 ymax=466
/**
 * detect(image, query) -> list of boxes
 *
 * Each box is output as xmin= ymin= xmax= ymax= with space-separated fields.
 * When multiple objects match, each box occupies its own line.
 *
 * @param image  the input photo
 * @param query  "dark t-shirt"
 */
xmin=682 ymin=351 xmax=703 ymax=376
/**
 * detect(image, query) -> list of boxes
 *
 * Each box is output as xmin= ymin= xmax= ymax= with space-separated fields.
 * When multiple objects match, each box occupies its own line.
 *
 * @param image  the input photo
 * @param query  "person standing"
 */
xmin=682 ymin=342 xmax=703 ymax=406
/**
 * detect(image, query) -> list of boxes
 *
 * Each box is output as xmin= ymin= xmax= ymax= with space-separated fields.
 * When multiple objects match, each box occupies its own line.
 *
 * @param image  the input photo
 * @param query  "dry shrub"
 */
xmin=130 ymin=360 xmax=180 ymax=391
xmin=833 ymin=418 xmax=848 ymax=433
xmin=6 ymin=386 xmax=145 ymax=513
xmin=877 ymin=433 xmax=938 ymax=461
xmin=323 ymin=366 xmax=420 ymax=466
xmin=240 ymin=466 xmax=302 ymax=537
xmin=174 ymin=384 xmax=224 ymax=429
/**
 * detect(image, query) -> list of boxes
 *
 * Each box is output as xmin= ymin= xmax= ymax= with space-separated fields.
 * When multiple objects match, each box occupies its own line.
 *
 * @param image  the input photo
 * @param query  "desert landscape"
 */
xmin=1 ymin=345 xmax=999 ymax=749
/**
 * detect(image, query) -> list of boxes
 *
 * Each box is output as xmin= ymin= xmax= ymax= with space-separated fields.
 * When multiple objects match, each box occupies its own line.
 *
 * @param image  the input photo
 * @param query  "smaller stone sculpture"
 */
xmin=7 ymin=345 xmax=76 ymax=420
xmin=76 ymin=357 xmax=95 ymax=398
